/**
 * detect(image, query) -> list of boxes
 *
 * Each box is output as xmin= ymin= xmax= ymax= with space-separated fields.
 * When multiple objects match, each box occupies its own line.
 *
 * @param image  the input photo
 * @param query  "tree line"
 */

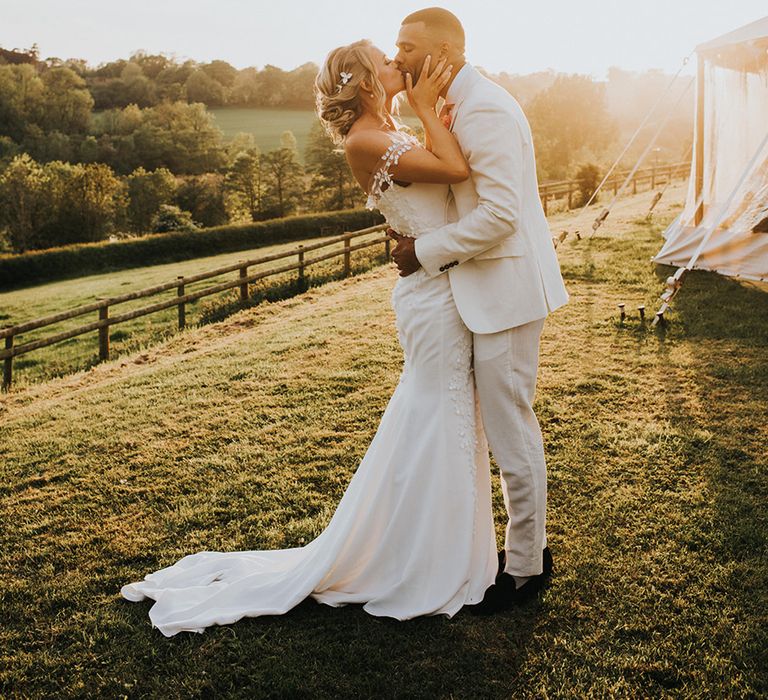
xmin=0 ymin=55 xmax=361 ymax=253
xmin=0 ymin=45 xmax=693 ymax=255
xmin=2 ymin=45 xmax=317 ymax=110
xmin=0 ymin=119 xmax=360 ymax=253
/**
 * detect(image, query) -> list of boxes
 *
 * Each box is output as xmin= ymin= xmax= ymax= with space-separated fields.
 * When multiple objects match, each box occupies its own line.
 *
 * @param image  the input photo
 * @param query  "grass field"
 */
xmin=0 ymin=187 xmax=659 ymax=391
xmin=208 ymin=107 xmax=421 ymax=160
xmin=208 ymin=108 xmax=319 ymax=159
xmin=1 ymin=188 xmax=766 ymax=698
xmin=0 ymin=229 xmax=388 ymax=389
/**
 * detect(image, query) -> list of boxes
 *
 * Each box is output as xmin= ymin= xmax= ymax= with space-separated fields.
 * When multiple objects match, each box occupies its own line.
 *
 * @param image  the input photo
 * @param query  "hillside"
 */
xmin=1 ymin=187 xmax=766 ymax=698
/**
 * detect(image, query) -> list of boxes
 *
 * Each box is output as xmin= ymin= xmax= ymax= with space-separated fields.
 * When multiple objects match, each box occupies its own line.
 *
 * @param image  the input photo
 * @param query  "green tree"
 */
xmin=0 ymin=64 xmax=46 ymax=142
xmin=130 ymin=51 xmax=171 ymax=80
xmin=0 ymin=153 xmax=53 ymax=252
xmin=91 ymin=102 xmax=227 ymax=175
xmin=120 ymin=62 xmax=156 ymax=107
xmin=175 ymin=174 xmax=228 ymax=227
xmin=305 ymin=120 xmax=359 ymax=210
xmin=257 ymin=65 xmax=287 ymax=107
xmin=40 ymin=67 xmax=94 ymax=133
xmin=201 ymin=60 xmax=237 ymax=89
xmin=126 ymin=166 xmax=177 ymax=232
xmin=283 ymin=62 xmax=321 ymax=107
xmin=229 ymin=67 xmax=260 ymax=105
xmin=573 ymin=163 xmax=601 ymax=208
xmin=262 ymin=131 xmax=304 ymax=217
xmin=42 ymin=161 xmax=125 ymax=245
xmin=151 ymin=204 xmax=198 ymax=233
xmin=185 ymin=70 xmax=226 ymax=106
xmin=226 ymin=147 xmax=266 ymax=221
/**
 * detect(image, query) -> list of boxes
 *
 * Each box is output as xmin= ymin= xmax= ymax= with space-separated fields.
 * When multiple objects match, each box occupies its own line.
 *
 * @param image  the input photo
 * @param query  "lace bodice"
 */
xmin=365 ymin=130 xmax=450 ymax=238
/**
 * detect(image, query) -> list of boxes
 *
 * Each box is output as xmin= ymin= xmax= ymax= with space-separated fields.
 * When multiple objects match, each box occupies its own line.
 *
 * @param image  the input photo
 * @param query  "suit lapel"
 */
xmin=446 ymin=64 xmax=480 ymax=132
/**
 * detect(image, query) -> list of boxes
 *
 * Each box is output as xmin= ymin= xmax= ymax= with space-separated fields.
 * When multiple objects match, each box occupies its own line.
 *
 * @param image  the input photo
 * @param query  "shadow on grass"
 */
xmin=113 ymin=586 xmax=544 ymax=698
xmin=654 ymin=264 xmax=768 ymax=344
xmin=651 ymin=263 xmax=768 ymax=693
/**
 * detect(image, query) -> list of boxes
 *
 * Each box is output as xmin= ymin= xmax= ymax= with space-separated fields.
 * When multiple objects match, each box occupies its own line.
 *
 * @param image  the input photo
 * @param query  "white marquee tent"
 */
xmin=654 ymin=16 xmax=768 ymax=295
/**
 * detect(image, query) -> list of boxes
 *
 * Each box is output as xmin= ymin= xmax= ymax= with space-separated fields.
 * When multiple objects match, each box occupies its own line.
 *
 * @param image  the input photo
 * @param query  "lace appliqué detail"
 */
xmin=448 ymin=332 xmax=476 ymax=453
xmin=447 ymin=331 xmax=481 ymax=549
xmin=365 ymin=133 xmax=417 ymax=210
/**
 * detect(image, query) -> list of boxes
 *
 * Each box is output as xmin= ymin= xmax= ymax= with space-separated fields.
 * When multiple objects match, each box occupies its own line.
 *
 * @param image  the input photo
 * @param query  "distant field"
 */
xmin=208 ymin=107 xmax=421 ymax=160
xmin=208 ymin=108 xmax=318 ymax=160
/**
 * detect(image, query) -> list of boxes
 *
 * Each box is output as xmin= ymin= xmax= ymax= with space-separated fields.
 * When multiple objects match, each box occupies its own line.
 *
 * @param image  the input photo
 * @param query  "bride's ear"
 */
xmin=359 ymin=80 xmax=375 ymax=100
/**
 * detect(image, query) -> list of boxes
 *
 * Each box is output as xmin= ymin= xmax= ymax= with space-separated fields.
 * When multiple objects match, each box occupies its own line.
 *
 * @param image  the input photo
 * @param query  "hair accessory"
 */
xmin=336 ymin=71 xmax=352 ymax=93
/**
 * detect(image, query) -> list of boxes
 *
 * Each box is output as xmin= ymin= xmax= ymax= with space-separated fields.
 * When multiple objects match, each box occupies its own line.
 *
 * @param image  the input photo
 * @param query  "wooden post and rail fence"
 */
xmin=0 ymin=161 xmax=689 ymax=391
xmin=537 ymin=161 xmax=689 ymax=216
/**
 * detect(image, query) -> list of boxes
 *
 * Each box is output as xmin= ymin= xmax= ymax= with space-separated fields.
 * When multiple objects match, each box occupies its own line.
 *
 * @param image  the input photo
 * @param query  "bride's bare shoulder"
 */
xmin=345 ymin=128 xmax=394 ymax=156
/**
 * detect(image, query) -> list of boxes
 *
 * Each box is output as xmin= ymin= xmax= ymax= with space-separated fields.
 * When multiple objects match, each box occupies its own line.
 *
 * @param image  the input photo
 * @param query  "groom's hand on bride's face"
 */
xmin=387 ymin=228 xmax=421 ymax=277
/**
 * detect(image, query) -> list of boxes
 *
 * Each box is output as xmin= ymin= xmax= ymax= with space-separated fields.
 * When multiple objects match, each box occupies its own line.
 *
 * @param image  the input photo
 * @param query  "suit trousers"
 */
xmin=472 ymin=316 xmax=548 ymax=577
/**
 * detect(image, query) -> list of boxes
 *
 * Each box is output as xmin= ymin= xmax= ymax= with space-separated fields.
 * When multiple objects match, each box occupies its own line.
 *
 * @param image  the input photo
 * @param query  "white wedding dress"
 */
xmin=120 ymin=130 xmax=498 ymax=637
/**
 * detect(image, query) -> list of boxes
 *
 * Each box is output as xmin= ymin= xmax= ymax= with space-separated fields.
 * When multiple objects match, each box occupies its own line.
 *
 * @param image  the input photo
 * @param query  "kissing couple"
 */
xmin=121 ymin=6 xmax=569 ymax=637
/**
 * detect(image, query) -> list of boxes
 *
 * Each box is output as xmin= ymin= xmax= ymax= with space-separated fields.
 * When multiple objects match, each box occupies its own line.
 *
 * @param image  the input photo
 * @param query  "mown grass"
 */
xmin=1 ymin=186 xmax=766 ymax=698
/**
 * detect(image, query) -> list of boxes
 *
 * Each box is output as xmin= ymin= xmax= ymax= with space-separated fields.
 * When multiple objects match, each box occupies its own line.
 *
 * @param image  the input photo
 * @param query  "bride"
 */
xmin=120 ymin=39 xmax=499 ymax=637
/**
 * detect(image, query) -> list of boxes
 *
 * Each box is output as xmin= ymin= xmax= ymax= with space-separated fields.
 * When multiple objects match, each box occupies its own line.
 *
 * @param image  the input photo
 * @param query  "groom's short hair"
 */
xmin=402 ymin=7 xmax=465 ymax=52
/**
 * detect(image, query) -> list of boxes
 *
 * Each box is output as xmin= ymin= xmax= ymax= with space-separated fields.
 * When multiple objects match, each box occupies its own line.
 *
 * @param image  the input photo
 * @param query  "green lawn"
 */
xmin=1 ymin=187 xmax=766 ymax=698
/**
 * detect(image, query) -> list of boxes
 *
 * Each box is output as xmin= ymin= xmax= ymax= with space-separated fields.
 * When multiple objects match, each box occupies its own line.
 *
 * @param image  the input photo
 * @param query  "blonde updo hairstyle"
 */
xmin=315 ymin=39 xmax=402 ymax=146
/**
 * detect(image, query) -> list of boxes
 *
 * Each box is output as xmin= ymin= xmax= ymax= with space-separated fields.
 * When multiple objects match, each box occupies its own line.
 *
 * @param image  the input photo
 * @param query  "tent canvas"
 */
xmin=654 ymin=15 xmax=768 ymax=283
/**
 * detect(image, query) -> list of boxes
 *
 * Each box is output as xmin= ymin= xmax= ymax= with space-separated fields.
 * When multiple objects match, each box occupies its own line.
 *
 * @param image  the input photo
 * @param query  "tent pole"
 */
xmin=694 ymin=52 xmax=705 ymax=225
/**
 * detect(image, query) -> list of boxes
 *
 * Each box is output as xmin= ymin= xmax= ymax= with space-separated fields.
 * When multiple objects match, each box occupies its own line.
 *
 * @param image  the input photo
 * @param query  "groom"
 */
xmin=389 ymin=7 xmax=569 ymax=614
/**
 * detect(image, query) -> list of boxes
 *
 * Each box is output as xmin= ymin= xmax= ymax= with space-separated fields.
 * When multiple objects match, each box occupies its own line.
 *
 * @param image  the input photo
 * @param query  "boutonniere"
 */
xmin=440 ymin=103 xmax=455 ymax=129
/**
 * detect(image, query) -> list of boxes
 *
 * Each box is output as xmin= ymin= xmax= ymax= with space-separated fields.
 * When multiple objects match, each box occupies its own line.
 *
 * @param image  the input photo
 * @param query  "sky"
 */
xmin=2 ymin=1 xmax=766 ymax=79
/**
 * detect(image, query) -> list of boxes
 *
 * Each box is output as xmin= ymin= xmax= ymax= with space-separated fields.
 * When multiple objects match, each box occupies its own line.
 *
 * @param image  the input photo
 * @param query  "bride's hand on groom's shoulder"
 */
xmin=405 ymin=55 xmax=453 ymax=118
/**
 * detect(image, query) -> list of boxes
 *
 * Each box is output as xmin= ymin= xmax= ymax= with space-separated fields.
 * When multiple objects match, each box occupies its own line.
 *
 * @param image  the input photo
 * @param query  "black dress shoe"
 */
xmin=470 ymin=547 xmax=553 ymax=616
xmin=497 ymin=546 xmax=553 ymax=579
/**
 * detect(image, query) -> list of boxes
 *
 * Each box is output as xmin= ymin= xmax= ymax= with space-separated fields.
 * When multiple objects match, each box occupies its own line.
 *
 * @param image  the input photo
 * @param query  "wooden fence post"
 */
xmin=239 ymin=261 xmax=248 ymax=302
xmin=632 ymin=177 xmax=637 ymax=194
xmin=298 ymin=245 xmax=305 ymax=288
xmin=384 ymin=235 xmax=390 ymax=259
xmin=651 ymin=165 xmax=656 ymax=190
xmin=98 ymin=300 xmax=109 ymax=361
xmin=343 ymin=237 xmax=351 ymax=277
xmin=567 ymin=184 xmax=573 ymax=209
xmin=177 ymin=276 xmax=186 ymax=329
xmin=3 ymin=334 xmax=13 ymax=391
xmin=541 ymin=186 xmax=548 ymax=216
